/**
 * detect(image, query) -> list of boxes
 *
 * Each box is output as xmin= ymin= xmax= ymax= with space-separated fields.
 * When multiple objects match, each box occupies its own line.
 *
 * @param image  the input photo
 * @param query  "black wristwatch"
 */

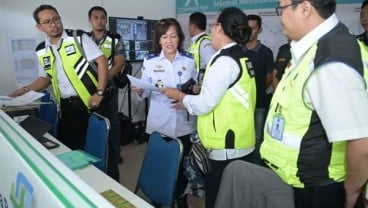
xmin=96 ymin=89 xmax=105 ymax=96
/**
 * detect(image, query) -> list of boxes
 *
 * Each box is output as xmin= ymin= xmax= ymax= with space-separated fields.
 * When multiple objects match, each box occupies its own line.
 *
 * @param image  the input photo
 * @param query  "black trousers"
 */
xmin=58 ymin=96 xmax=89 ymax=150
xmin=293 ymin=181 xmax=368 ymax=208
xmin=175 ymin=135 xmax=192 ymax=208
xmin=294 ymin=182 xmax=345 ymax=208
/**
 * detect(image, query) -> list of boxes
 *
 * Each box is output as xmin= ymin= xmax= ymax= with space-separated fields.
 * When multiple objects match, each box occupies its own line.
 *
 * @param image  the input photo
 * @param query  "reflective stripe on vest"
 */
xmin=229 ymin=83 xmax=250 ymax=110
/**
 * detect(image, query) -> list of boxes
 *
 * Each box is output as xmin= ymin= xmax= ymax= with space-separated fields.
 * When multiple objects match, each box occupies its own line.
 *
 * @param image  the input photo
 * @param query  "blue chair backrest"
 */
xmin=84 ymin=113 xmax=110 ymax=172
xmin=38 ymin=90 xmax=58 ymax=137
xmin=135 ymin=132 xmax=183 ymax=207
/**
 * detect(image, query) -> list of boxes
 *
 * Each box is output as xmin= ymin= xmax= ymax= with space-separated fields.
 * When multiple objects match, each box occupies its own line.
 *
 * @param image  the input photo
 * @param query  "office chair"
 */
xmin=134 ymin=132 xmax=183 ymax=208
xmin=84 ymin=112 xmax=110 ymax=172
xmin=38 ymin=90 xmax=58 ymax=137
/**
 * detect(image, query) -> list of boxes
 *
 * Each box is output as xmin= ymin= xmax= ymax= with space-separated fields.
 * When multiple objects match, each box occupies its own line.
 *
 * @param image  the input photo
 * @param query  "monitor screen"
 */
xmin=109 ymin=17 xmax=157 ymax=62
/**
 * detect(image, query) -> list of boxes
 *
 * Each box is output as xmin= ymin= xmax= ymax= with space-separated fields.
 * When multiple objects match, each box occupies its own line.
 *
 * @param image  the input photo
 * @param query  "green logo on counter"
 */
xmin=10 ymin=172 xmax=33 ymax=208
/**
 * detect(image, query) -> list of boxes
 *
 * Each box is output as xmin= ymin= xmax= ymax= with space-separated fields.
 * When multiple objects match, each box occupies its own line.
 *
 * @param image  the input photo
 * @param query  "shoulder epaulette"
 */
xmin=146 ymin=52 xmax=159 ymax=60
xmin=181 ymin=51 xmax=194 ymax=59
xmin=35 ymin=41 xmax=46 ymax=51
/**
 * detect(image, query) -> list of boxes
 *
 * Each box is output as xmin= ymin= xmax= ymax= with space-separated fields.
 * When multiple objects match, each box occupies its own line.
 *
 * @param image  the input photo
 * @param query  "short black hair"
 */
xmin=362 ymin=0 xmax=368 ymax=9
xmin=88 ymin=6 xmax=107 ymax=18
xmin=33 ymin=4 xmax=59 ymax=24
xmin=247 ymin=14 xmax=262 ymax=28
xmin=189 ymin=12 xmax=207 ymax=31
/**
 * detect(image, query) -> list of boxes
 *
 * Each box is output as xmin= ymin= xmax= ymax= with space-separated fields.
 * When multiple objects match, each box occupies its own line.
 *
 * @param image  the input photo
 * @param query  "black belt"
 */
xmin=60 ymin=96 xmax=82 ymax=103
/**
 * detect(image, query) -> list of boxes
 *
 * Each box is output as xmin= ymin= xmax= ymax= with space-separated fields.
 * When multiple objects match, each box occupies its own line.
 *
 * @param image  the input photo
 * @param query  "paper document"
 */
xmin=127 ymin=75 xmax=159 ymax=91
xmin=0 ymin=91 xmax=45 ymax=107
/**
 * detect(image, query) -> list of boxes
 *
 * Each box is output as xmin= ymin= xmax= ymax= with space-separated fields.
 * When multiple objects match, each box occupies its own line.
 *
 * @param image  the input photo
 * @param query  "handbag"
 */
xmin=191 ymin=141 xmax=212 ymax=175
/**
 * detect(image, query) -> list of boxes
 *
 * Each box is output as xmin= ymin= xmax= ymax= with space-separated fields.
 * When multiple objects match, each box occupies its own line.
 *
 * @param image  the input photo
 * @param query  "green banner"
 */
xmin=177 ymin=0 xmax=363 ymax=14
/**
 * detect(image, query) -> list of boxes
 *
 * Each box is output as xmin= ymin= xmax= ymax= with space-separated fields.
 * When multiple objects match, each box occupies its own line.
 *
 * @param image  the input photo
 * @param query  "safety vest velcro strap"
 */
xmin=263 ymin=158 xmax=279 ymax=169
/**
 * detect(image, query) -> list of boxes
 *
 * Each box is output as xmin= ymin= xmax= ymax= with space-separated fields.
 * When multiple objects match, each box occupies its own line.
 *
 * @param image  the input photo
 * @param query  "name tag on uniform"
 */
xmin=64 ymin=44 xmax=76 ymax=56
xmin=43 ymin=57 xmax=51 ymax=69
xmin=103 ymin=44 xmax=112 ymax=49
xmin=271 ymin=114 xmax=284 ymax=141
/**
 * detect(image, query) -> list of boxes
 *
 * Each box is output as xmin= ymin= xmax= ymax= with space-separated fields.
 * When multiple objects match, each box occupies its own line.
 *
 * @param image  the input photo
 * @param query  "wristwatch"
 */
xmin=96 ymin=89 xmax=105 ymax=96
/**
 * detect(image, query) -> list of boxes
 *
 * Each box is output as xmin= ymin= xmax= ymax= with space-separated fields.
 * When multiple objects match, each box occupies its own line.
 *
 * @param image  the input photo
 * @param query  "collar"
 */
xmin=213 ymin=42 xmax=237 ymax=56
xmin=290 ymin=14 xmax=339 ymax=61
xmin=158 ymin=50 xmax=181 ymax=61
xmin=90 ymin=30 xmax=108 ymax=44
xmin=244 ymin=40 xmax=261 ymax=52
xmin=192 ymin=32 xmax=207 ymax=43
xmin=45 ymin=30 xmax=68 ymax=50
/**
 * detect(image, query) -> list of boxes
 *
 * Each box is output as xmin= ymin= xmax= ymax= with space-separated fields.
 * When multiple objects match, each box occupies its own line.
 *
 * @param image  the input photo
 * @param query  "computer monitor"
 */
xmin=109 ymin=17 xmax=157 ymax=62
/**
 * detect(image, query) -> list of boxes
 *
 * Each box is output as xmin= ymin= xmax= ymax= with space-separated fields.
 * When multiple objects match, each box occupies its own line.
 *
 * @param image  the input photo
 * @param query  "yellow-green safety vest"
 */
xmin=36 ymin=29 xmax=98 ymax=109
xmin=198 ymin=44 xmax=257 ymax=149
xmin=189 ymin=34 xmax=211 ymax=71
xmin=261 ymin=23 xmax=368 ymax=188
xmin=93 ymin=31 xmax=121 ymax=68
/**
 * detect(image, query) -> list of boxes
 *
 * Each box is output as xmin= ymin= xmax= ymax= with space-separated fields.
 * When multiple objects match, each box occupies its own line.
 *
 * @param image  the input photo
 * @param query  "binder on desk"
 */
xmin=19 ymin=115 xmax=60 ymax=149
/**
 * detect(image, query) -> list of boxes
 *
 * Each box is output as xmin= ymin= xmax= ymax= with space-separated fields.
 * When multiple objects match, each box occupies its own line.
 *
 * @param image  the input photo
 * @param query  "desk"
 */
xmin=46 ymin=134 xmax=153 ymax=207
xmin=0 ymin=109 xmax=152 ymax=207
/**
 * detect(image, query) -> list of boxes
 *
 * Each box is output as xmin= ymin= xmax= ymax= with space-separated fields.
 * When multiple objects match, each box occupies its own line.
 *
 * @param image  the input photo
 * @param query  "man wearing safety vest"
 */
xmin=10 ymin=5 xmax=109 ymax=161
xmin=188 ymin=12 xmax=215 ymax=93
xmin=87 ymin=6 xmax=126 ymax=182
xmin=260 ymin=0 xmax=368 ymax=208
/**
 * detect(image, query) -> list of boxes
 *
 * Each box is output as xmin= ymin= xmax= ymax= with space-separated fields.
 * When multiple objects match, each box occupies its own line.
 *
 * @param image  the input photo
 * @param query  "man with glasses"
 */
xmin=10 ymin=5 xmax=110 ymax=155
xmin=261 ymin=0 xmax=368 ymax=207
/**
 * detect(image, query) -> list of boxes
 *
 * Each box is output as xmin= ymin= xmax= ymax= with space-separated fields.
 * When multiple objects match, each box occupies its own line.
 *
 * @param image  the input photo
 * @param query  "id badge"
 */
xmin=271 ymin=114 xmax=284 ymax=141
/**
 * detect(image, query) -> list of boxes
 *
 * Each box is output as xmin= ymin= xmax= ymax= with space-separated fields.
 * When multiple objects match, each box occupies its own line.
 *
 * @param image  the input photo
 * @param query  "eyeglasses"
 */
xmin=40 ymin=16 xmax=61 ymax=27
xmin=275 ymin=1 xmax=304 ymax=16
xmin=211 ymin=23 xmax=220 ymax=29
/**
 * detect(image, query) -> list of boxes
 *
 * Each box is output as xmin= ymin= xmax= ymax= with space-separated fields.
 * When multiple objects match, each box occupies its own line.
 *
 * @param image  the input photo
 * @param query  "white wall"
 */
xmin=1 ymin=0 xmax=175 ymax=121
xmin=0 ymin=0 xmax=175 ymax=95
